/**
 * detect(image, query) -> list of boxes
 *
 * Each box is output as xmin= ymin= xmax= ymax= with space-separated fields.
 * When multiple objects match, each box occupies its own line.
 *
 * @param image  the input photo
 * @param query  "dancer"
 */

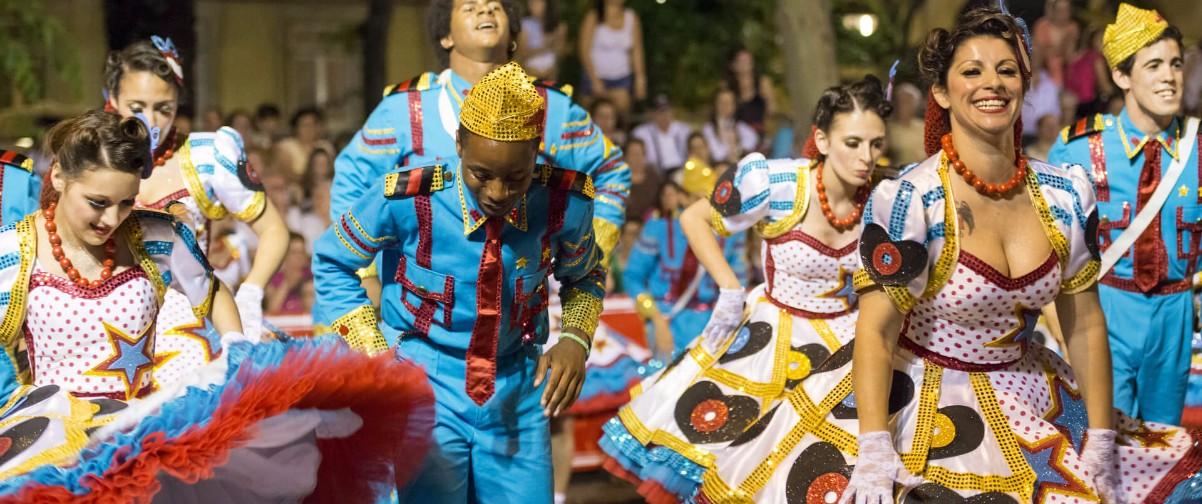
xmin=697 ymin=7 xmax=1202 ymax=503
xmin=103 ymin=37 xmax=289 ymax=379
xmin=314 ymin=62 xmax=607 ymax=503
xmin=331 ymin=0 xmax=629 ymax=314
xmin=0 ymin=110 xmax=433 ymax=503
xmin=599 ymin=75 xmax=891 ymax=502
xmin=1048 ymin=3 xmax=1196 ymax=425
xmin=625 ymin=160 xmax=748 ymax=359
xmin=0 ymin=150 xmax=37 ymax=226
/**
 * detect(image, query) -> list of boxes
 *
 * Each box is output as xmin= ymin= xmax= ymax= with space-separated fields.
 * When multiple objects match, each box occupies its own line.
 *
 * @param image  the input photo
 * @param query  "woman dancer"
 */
xmin=696 ymin=7 xmax=1202 ymax=503
xmin=103 ymin=37 xmax=289 ymax=380
xmin=599 ymin=75 xmax=891 ymax=503
xmin=0 ymin=110 xmax=431 ymax=502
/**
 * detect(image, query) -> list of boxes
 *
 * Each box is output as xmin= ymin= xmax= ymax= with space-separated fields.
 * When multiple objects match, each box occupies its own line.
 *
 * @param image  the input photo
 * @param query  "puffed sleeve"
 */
xmin=182 ymin=128 xmax=267 ymax=223
xmin=1040 ymin=162 xmax=1100 ymax=294
xmin=710 ymin=153 xmax=811 ymax=238
xmin=854 ymin=172 xmax=935 ymax=314
xmin=136 ymin=213 xmax=219 ymax=320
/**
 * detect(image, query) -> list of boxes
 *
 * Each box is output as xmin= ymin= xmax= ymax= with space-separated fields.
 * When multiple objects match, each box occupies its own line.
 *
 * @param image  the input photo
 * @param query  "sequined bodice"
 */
xmin=762 ymin=229 xmax=860 ymax=315
xmin=901 ymin=251 xmax=1061 ymax=367
xmin=24 ymin=262 xmax=159 ymax=399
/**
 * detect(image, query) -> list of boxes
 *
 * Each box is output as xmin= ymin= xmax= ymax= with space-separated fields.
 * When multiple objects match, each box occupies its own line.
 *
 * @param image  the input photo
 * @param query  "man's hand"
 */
xmin=534 ymin=332 xmax=589 ymax=417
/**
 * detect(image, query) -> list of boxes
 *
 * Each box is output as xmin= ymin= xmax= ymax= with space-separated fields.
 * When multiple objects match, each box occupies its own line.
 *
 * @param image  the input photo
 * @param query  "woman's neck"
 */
xmin=819 ymin=160 xmax=857 ymax=205
xmin=949 ymin=125 xmax=1016 ymax=181
xmin=449 ymin=51 xmax=504 ymax=83
xmin=44 ymin=210 xmax=105 ymax=258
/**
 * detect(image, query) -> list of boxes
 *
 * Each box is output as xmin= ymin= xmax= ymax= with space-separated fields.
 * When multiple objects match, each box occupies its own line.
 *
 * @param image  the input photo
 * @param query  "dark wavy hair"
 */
xmin=41 ymin=110 xmax=150 ymax=206
xmin=427 ymin=0 xmax=523 ymax=67
xmin=813 ymin=75 xmax=893 ymax=132
xmin=917 ymin=7 xmax=1031 ymax=92
xmin=104 ymin=40 xmax=184 ymax=101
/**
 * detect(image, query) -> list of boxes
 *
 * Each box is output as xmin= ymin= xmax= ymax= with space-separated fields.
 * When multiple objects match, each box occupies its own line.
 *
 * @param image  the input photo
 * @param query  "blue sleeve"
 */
xmin=554 ymin=193 xmax=608 ymax=336
xmin=313 ymin=187 xmax=399 ymax=353
xmin=723 ymin=232 xmax=749 ymax=286
xmin=622 ymin=222 xmax=659 ymax=298
xmin=1046 ymin=135 xmax=1075 ymax=169
xmin=1 ymin=164 xmax=37 ymax=226
xmin=330 ymin=95 xmax=411 ymax=220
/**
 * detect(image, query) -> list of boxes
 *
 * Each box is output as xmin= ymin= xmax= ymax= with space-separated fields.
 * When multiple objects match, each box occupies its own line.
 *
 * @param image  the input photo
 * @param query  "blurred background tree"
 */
xmin=0 ymin=0 xmax=80 ymax=108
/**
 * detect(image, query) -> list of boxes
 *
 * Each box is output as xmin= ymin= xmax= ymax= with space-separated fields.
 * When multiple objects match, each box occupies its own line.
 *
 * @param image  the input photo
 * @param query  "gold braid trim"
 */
xmin=710 ymin=207 xmax=732 ymax=238
xmin=1062 ymin=259 xmax=1100 ymax=294
xmin=0 ymin=389 xmax=96 ymax=479
xmin=702 ymin=309 xmax=790 ymax=400
xmin=179 ymin=141 xmax=230 ymax=220
xmin=592 ymin=218 xmax=620 ymax=263
xmin=755 ymin=159 xmax=814 ymax=239
xmin=328 ymin=305 xmax=388 ymax=355
xmin=231 ymin=191 xmax=267 ymax=222
xmin=561 ymin=287 xmax=603 ymax=339
xmin=124 ymin=218 xmax=167 ymax=305
xmin=899 ymin=364 xmax=943 ymax=474
xmin=616 ymin=407 xmax=717 ymax=468
xmin=921 ymin=155 xmax=959 ymax=301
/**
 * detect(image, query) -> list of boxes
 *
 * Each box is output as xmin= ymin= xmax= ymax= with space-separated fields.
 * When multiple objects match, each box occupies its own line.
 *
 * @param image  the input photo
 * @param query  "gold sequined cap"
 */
xmin=1103 ymin=3 xmax=1168 ymax=69
xmin=674 ymin=157 xmax=718 ymax=198
xmin=460 ymin=62 xmax=546 ymax=142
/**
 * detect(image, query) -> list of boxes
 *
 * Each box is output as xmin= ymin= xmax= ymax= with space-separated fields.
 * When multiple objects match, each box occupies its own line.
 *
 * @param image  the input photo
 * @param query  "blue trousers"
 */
xmin=1100 ymin=284 xmax=1193 ymax=424
xmin=395 ymin=337 xmax=552 ymax=503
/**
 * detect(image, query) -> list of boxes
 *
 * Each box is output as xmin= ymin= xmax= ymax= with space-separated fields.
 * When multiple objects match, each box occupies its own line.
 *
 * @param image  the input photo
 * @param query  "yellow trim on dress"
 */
xmin=703 ymin=309 xmax=790 ymax=400
xmin=0 ymin=391 xmax=99 ymax=480
xmin=899 ymin=364 xmax=943 ymax=473
xmin=755 ymin=159 xmax=814 ymax=239
xmin=230 ymin=191 xmax=266 ymax=222
xmin=124 ymin=218 xmax=167 ymax=305
xmin=922 ymin=155 xmax=960 ymax=301
xmin=0 ymin=216 xmax=36 ymax=347
xmin=179 ymin=141 xmax=230 ymax=221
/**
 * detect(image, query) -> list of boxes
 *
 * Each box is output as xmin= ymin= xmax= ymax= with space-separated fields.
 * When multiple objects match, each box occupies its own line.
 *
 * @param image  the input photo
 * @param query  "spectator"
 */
xmin=631 ymin=94 xmax=690 ymax=171
xmin=253 ymin=103 xmax=283 ymax=148
xmin=265 ymin=233 xmax=314 ymax=315
xmin=590 ymin=98 xmax=626 ymax=146
xmin=886 ymin=82 xmax=926 ymax=166
xmin=261 ymin=169 xmax=295 ymax=225
xmin=208 ymin=218 xmax=253 ymax=290
xmin=1032 ymin=0 xmax=1079 ymax=85
xmin=580 ymin=0 xmax=646 ymax=117
xmin=1185 ymin=40 xmax=1202 ymax=116
xmin=519 ymin=0 xmax=568 ymax=80
xmin=686 ymin=132 xmax=712 ymax=165
xmin=225 ymin=109 xmax=255 ymax=145
xmin=1027 ymin=113 xmax=1060 ymax=161
xmin=273 ymin=106 xmax=335 ymax=181
xmin=201 ymin=106 xmax=223 ymax=132
xmin=1066 ymin=29 xmax=1113 ymax=117
xmin=768 ymin=114 xmax=799 ymax=159
xmin=1058 ymin=89 xmax=1079 ymax=129
xmin=726 ymin=47 xmax=776 ymax=138
xmin=702 ymin=88 xmax=758 ymax=164
xmin=173 ymin=110 xmax=193 ymax=138
xmin=290 ymin=148 xmax=335 ymax=252
xmin=623 ymin=138 xmax=660 ymax=222
xmin=1021 ymin=69 xmax=1061 ymax=142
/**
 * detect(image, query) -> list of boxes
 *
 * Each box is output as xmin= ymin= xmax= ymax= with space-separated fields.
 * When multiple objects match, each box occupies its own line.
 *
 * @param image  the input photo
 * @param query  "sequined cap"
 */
xmin=1103 ymin=3 xmax=1168 ymax=69
xmin=459 ymin=62 xmax=546 ymax=142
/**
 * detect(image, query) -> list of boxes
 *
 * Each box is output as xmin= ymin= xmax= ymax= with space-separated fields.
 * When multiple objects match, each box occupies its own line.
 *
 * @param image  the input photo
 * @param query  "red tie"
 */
xmin=466 ymin=218 xmax=504 ymax=405
xmin=1133 ymin=140 xmax=1166 ymax=293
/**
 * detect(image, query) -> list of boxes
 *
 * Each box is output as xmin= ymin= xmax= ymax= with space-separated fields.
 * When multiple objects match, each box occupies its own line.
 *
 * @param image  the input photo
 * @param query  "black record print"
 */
xmin=674 ymin=381 xmax=759 ymax=444
xmin=729 ymin=404 xmax=779 ymax=448
xmin=926 ymin=405 xmax=985 ymax=460
xmin=236 ymin=153 xmax=265 ymax=191
xmin=785 ymin=442 xmax=852 ymax=504
xmin=1084 ymin=208 xmax=1100 ymax=260
xmin=0 ymin=385 xmax=59 ymax=420
xmin=718 ymin=321 xmax=773 ymax=364
xmin=859 ymin=223 xmax=928 ymax=286
xmin=89 ymin=398 xmax=128 ymax=416
xmin=0 ymin=417 xmax=49 ymax=467
xmin=812 ymin=340 xmax=854 ymax=375
xmin=784 ymin=344 xmax=832 ymax=389
xmin=832 ymin=370 xmax=915 ymax=419
xmin=903 ymin=483 xmax=1018 ymax=503
xmin=709 ymin=164 xmax=742 ymax=217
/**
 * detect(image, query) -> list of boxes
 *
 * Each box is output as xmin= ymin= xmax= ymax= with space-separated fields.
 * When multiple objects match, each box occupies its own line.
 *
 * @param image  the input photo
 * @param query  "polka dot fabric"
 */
xmin=24 ymin=263 xmax=158 ymax=399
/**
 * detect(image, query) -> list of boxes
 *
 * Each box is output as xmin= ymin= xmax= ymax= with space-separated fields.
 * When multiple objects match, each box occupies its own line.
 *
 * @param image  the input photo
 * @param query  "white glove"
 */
xmin=700 ymin=288 xmax=747 ymax=352
xmin=839 ymin=431 xmax=923 ymax=504
xmin=1081 ymin=428 xmax=1120 ymax=503
xmin=235 ymin=283 xmax=264 ymax=342
xmin=221 ymin=331 xmax=251 ymax=347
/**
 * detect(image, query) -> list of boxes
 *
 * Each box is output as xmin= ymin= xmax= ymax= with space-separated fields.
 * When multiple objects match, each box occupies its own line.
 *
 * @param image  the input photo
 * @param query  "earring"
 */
xmin=510 ymin=40 xmax=518 ymax=53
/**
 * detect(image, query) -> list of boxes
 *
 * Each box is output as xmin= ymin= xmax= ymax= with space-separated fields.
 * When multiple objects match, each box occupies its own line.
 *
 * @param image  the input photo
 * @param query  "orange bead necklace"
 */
xmin=941 ymin=133 xmax=1028 ymax=197
xmin=44 ymin=201 xmax=117 ymax=289
xmin=815 ymin=162 xmax=870 ymax=229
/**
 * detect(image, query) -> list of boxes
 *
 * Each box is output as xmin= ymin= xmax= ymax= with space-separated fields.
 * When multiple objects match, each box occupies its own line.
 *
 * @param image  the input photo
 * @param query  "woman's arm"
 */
xmin=680 ymin=199 xmax=742 ymax=290
xmin=578 ymin=12 xmax=601 ymax=87
xmin=551 ymin=23 xmax=569 ymax=57
xmin=1055 ymin=285 xmax=1114 ymax=429
xmin=851 ymin=288 xmax=906 ymax=433
xmin=209 ymin=282 xmax=243 ymax=336
xmin=630 ymin=14 xmax=647 ymax=101
xmin=242 ymin=200 xmax=289 ymax=288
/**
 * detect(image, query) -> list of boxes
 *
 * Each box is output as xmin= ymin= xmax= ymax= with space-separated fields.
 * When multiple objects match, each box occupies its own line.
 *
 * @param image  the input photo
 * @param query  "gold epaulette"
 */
xmin=382 ymin=72 xmax=438 ymax=97
xmin=0 ymin=150 xmax=32 ymax=173
xmin=1059 ymin=114 xmax=1105 ymax=143
xmin=535 ymin=164 xmax=594 ymax=199
xmin=383 ymin=164 xmax=450 ymax=198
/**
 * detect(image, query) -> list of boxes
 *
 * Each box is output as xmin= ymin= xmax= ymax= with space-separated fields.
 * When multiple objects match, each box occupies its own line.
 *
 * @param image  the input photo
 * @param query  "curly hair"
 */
xmin=917 ymin=7 xmax=1030 ymax=92
xmin=812 ymin=75 xmax=893 ymax=132
xmin=41 ymin=110 xmax=150 ymax=206
xmin=427 ymin=0 xmax=523 ymax=68
xmin=104 ymin=40 xmax=184 ymax=100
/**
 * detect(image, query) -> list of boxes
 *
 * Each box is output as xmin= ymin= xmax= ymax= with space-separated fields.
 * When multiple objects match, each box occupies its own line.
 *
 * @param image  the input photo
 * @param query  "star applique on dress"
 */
xmin=87 ymin=321 xmax=156 ymax=399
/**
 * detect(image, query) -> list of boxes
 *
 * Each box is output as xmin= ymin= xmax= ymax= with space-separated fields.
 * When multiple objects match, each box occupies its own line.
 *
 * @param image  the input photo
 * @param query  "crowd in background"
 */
xmin=177 ymin=0 xmax=1202 ymax=319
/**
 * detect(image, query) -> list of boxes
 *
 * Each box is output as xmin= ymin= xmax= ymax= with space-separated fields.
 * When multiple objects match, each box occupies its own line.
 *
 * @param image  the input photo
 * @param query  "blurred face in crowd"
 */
xmin=592 ymin=101 xmax=619 ymax=136
xmin=283 ymin=236 xmax=309 ymax=274
xmin=308 ymin=149 xmax=334 ymax=182
xmin=109 ymin=71 xmax=178 ymax=133
xmin=933 ymin=36 xmax=1024 ymax=141
xmin=262 ymin=171 xmax=293 ymax=212
xmin=444 ymin=0 xmax=511 ymax=60
xmin=457 ymin=129 xmax=538 ymax=218
xmin=229 ymin=112 xmax=254 ymax=140
xmin=714 ymin=90 xmax=737 ymax=121
xmin=311 ymin=179 xmax=332 ymax=221
xmin=1048 ymin=0 xmax=1071 ymax=23
xmin=52 ymin=164 xmax=141 ymax=247
xmin=529 ymin=0 xmax=546 ymax=19
xmin=652 ymin=107 xmax=673 ymax=130
xmin=687 ymin=134 xmax=710 ymax=162
xmin=203 ymin=107 xmax=222 ymax=132
xmin=625 ymin=141 xmax=647 ymax=182
xmin=658 ymin=182 xmax=682 ymax=214
xmin=256 ymin=115 xmax=281 ymax=137
xmin=730 ymin=50 xmax=755 ymax=76
xmin=1036 ymin=114 xmax=1060 ymax=144
xmin=815 ymin=108 xmax=886 ymax=187
xmin=1114 ymin=38 xmax=1183 ymax=126
xmin=294 ymin=113 xmax=322 ymax=144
